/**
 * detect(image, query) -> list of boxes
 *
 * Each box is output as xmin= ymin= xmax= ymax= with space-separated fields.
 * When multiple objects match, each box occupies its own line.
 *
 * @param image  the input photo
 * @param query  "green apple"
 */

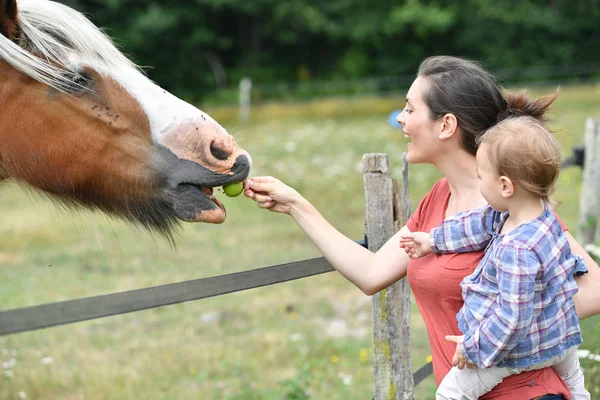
xmin=223 ymin=181 xmax=244 ymax=197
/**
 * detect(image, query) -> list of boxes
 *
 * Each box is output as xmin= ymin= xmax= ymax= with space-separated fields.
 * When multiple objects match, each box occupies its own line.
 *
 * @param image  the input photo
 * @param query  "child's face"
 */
xmin=475 ymin=145 xmax=507 ymax=211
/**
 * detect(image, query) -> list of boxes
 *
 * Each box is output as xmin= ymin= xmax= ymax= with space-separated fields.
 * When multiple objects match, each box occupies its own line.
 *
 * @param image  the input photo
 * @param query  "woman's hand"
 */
xmin=445 ymin=335 xmax=475 ymax=370
xmin=566 ymin=231 xmax=600 ymax=320
xmin=243 ymin=176 xmax=301 ymax=214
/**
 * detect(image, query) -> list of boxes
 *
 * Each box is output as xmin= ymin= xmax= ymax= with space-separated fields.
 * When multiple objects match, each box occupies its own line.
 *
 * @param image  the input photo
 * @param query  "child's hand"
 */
xmin=445 ymin=335 xmax=475 ymax=370
xmin=399 ymin=232 xmax=433 ymax=259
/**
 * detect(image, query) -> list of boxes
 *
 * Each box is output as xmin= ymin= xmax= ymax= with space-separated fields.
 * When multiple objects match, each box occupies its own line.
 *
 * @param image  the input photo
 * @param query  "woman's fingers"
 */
xmin=246 ymin=176 xmax=283 ymax=195
xmin=248 ymin=176 xmax=277 ymax=184
xmin=243 ymin=176 xmax=297 ymax=214
xmin=451 ymin=353 xmax=459 ymax=367
xmin=445 ymin=335 xmax=463 ymax=344
xmin=252 ymin=193 xmax=273 ymax=203
xmin=258 ymin=201 xmax=275 ymax=209
xmin=247 ymin=181 xmax=276 ymax=195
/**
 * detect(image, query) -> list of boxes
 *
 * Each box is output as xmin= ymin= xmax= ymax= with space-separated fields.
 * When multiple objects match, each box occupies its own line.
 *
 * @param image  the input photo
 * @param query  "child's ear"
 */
xmin=500 ymin=176 xmax=514 ymax=198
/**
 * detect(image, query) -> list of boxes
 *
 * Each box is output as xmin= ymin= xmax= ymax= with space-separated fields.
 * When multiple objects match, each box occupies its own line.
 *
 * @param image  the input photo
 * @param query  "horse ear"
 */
xmin=0 ymin=0 xmax=18 ymax=40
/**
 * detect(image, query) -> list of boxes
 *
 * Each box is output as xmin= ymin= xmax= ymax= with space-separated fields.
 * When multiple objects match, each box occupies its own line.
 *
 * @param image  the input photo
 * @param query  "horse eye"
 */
xmin=69 ymin=70 xmax=93 ymax=92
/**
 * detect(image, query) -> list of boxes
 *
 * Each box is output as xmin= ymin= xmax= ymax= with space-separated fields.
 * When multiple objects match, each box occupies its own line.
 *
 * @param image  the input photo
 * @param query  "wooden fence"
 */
xmin=577 ymin=117 xmax=600 ymax=245
xmin=0 ymin=153 xmax=429 ymax=399
xmin=561 ymin=116 xmax=600 ymax=245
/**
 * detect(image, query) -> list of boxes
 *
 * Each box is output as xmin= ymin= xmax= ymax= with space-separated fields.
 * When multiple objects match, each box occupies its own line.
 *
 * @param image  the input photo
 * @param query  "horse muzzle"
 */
xmin=158 ymin=149 xmax=252 ymax=224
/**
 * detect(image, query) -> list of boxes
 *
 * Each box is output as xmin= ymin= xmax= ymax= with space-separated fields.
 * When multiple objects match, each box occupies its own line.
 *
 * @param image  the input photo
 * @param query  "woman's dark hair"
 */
xmin=417 ymin=56 xmax=558 ymax=155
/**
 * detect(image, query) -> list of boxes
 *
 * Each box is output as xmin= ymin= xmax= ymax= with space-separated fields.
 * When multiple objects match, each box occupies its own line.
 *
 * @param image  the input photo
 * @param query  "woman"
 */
xmin=244 ymin=56 xmax=600 ymax=399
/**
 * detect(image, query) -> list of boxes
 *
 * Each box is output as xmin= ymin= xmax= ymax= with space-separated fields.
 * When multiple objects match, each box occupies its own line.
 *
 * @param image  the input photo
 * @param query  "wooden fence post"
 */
xmin=363 ymin=153 xmax=413 ymax=400
xmin=239 ymin=77 xmax=252 ymax=123
xmin=578 ymin=117 xmax=600 ymax=246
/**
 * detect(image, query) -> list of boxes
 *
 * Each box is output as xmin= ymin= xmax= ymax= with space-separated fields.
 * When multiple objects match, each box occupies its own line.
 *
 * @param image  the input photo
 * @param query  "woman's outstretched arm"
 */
xmin=566 ymin=231 xmax=600 ymax=319
xmin=244 ymin=177 xmax=412 ymax=295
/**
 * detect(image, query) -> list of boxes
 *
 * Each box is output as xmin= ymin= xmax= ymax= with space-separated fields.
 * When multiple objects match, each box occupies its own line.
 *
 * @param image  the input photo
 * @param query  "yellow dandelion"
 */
xmin=595 ymin=387 xmax=599 ymax=393
xmin=359 ymin=349 xmax=369 ymax=362
xmin=190 ymin=367 xmax=197 ymax=375
xmin=330 ymin=355 xmax=340 ymax=363
xmin=426 ymin=355 xmax=433 ymax=363
xmin=289 ymin=311 xmax=299 ymax=320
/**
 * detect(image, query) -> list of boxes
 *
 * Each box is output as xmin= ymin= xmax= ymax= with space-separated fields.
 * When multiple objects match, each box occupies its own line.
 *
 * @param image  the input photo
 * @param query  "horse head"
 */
xmin=0 ymin=0 xmax=251 ymax=239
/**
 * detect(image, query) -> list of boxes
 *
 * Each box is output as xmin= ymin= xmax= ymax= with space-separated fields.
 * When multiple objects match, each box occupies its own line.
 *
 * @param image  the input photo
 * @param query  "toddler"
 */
xmin=400 ymin=116 xmax=589 ymax=399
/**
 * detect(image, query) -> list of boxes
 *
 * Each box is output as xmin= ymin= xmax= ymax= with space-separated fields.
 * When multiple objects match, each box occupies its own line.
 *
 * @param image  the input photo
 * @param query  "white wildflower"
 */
xmin=339 ymin=372 xmax=353 ymax=386
xmin=289 ymin=333 xmax=304 ymax=342
xmin=41 ymin=356 xmax=54 ymax=365
xmin=578 ymin=349 xmax=600 ymax=363
xmin=284 ymin=141 xmax=297 ymax=153
xmin=18 ymin=392 xmax=27 ymax=399
xmin=584 ymin=244 xmax=600 ymax=260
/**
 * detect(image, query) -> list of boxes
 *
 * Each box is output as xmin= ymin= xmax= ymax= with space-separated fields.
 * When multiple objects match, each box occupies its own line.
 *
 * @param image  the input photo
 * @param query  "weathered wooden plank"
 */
xmin=363 ymin=153 xmax=414 ymax=400
xmin=0 ymin=254 xmax=361 ymax=336
xmin=578 ymin=117 xmax=600 ymax=245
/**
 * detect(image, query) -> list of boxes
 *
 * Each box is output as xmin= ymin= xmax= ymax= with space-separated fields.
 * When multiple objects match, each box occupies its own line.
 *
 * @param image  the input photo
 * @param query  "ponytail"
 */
xmin=499 ymin=88 xmax=560 ymax=123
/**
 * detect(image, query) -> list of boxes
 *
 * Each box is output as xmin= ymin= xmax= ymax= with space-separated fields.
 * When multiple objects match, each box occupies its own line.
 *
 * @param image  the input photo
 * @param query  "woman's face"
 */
xmin=397 ymin=77 xmax=441 ymax=164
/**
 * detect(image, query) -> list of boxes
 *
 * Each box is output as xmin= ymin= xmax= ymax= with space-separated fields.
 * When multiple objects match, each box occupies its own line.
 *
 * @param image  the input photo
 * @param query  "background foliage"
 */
xmin=60 ymin=0 xmax=600 ymax=102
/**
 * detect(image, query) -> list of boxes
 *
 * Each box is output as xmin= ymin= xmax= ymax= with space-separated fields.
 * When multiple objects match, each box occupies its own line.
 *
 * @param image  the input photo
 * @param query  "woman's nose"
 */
xmin=396 ymin=110 xmax=405 ymax=125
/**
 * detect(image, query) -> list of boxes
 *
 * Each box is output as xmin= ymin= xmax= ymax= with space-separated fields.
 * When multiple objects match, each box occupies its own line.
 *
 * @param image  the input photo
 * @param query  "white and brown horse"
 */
xmin=0 ymin=0 xmax=251 ymax=239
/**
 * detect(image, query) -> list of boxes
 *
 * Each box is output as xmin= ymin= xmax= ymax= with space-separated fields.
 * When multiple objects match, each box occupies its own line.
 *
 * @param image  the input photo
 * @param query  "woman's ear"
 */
xmin=439 ymin=113 xmax=458 ymax=140
xmin=500 ymin=176 xmax=514 ymax=198
xmin=0 ymin=0 xmax=18 ymax=40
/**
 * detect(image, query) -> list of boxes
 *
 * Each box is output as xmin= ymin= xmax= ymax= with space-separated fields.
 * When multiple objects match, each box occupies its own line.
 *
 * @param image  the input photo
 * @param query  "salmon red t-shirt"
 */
xmin=406 ymin=178 xmax=570 ymax=399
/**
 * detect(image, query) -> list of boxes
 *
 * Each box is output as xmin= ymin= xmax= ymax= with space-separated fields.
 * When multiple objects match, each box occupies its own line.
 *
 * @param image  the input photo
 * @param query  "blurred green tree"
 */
xmin=56 ymin=0 xmax=600 ymax=102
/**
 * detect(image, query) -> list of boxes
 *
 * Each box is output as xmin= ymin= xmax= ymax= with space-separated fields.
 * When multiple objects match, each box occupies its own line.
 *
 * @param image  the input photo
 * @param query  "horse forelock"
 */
xmin=0 ymin=0 xmax=143 ymax=93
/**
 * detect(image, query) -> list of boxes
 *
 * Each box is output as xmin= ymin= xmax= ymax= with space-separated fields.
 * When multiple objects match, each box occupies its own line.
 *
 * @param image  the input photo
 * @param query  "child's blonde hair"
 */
xmin=477 ymin=116 xmax=561 ymax=204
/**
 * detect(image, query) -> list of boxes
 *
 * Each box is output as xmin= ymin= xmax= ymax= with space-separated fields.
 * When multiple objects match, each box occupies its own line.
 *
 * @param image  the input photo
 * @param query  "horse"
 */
xmin=0 ymin=0 xmax=251 ymax=241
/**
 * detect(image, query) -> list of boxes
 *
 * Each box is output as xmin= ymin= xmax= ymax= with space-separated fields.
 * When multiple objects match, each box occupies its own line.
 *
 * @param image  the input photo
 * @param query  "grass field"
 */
xmin=1 ymin=84 xmax=600 ymax=399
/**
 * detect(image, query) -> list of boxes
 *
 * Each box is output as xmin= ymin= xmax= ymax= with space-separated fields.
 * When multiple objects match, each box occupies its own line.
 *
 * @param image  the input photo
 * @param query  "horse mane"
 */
xmin=0 ymin=0 xmax=142 ymax=93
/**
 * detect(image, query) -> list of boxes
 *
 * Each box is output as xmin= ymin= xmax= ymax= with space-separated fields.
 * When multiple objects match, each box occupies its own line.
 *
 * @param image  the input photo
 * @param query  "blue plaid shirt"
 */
xmin=430 ymin=205 xmax=587 ymax=369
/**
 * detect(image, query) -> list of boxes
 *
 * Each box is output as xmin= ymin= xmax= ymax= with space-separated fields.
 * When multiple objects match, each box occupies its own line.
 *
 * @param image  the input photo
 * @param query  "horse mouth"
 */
xmin=200 ymin=186 xmax=225 ymax=214
xmin=170 ymin=183 xmax=229 ymax=224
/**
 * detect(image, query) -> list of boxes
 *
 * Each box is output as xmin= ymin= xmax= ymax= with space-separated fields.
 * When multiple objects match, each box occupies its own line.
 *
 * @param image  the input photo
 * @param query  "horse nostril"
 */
xmin=210 ymin=141 xmax=230 ymax=161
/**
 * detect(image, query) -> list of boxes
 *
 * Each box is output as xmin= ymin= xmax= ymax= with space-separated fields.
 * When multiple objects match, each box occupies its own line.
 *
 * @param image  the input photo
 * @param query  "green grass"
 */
xmin=1 ymin=84 xmax=600 ymax=399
